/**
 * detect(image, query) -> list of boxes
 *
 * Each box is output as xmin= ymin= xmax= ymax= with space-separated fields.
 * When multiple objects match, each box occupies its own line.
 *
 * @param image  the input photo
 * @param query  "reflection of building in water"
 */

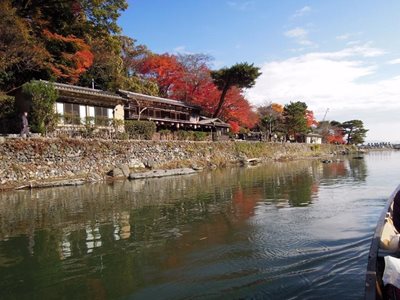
xmin=113 ymin=211 xmax=131 ymax=240
xmin=60 ymin=232 xmax=72 ymax=260
xmin=86 ymin=223 xmax=102 ymax=253
xmin=0 ymin=162 xmax=326 ymax=260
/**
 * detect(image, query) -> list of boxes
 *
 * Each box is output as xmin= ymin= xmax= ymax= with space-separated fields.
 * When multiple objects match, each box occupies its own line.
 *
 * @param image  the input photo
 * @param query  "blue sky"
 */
xmin=119 ymin=0 xmax=400 ymax=142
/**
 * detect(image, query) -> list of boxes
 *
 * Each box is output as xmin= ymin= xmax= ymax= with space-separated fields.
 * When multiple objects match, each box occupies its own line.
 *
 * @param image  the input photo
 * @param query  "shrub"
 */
xmin=0 ymin=94 xmax=16 ymax=119
xmin=176 ymin=130 xmax=192 ymax=140
xmin=22 ymin=81 xmax=58 ymax=134
xmin=125 ymin=120 xmax=156 ymax=140
xmin=193 ymin=131 xmax=208 ymax=141
xmin=310 ymin=144 xmax=320 ymax=151
xmin=159 ymin=129 xmax=171 ymax=140
xmin=0 ymin=94 xmax=18 ymax=134
xmin=116 ymin=132 xmax=129 ymax=140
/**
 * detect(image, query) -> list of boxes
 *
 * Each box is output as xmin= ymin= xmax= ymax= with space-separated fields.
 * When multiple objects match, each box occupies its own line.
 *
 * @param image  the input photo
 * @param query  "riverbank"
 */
xmin=0 ymin=137 xmax=353 ymax=190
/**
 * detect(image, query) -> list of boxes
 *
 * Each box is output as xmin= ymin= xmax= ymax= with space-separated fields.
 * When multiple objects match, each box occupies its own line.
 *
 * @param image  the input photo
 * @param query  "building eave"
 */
xmin=118 ymin=89 xmax=201 ymax=110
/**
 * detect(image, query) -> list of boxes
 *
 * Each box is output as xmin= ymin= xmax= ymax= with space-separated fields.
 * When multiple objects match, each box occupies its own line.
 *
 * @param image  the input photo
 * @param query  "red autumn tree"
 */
xmin=317 ymin=121 xmax=346 ymax=144
xmin=138 ymin=53 xmax=258 ymax=131
xmin=229 ymin=121 xmax=241 ymax=133
xmin=42 ymin=30 xmax=94 ymax=84
xmin=139 ymin=53 xmax=184 ymax=98
xmin=220 ymin=87 xmax=258 ymax=129
xmin=306 ymin=110 xmax=318 ymax=128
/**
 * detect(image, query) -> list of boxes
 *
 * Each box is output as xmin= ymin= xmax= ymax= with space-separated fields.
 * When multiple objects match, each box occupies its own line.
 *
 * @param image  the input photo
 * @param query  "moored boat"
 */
xmin=365 ymin=185 xmax=400 ymax=299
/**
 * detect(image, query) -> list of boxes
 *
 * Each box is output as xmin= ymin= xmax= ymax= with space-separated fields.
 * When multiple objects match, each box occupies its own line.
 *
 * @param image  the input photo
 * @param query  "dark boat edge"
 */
xmin=365 ymin=185 xmax=400 ymax=300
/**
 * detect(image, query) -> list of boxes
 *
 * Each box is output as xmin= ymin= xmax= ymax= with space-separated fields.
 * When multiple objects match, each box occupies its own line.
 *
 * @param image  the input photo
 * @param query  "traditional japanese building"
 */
xmin=10 ymin=81 xmax=230 ymax=136
xmin=118 ymin=90 xmax=230 ymax=134
xmin=12 ymin=80 xmax=125 ymax=130
xmin=51 ymin=81 xmax=125 ymax=127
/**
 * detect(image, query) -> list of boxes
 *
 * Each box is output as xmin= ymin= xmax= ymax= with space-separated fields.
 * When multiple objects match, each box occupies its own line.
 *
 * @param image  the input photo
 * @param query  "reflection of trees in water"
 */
xmin=0 ymin=161 xmax=327 ymax=299
xmin=233 ymin=161 xmax=321 ymax=207
xmin=320 ymin=157 xmax=367 ymax=184
xmin=0 ymin=161 xmax=325 ymax=243
xmin=348 ymin=157 xmax=368 ymax=182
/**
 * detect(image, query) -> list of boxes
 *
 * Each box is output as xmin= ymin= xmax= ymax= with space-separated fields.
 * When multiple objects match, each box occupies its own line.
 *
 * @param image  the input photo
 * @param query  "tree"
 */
xmin=306 ymin=110 xmax=318 ymax=128
xmin=80 ymin=0 xmax=128 ymax=35
xmin=174 ymin=53 xmax=213 ymax=102
xmin=220 ymin=87 xmax=258 ymax=129
xmin=342 ymin=120 xmax=368 ymax=144
xmin=283 ymin=101 xmax=309 ymax=140
xmin=135 ymin=54 xmax=260 ymax=132
xmin=139 ymin=54 xmax=184 ymax=97
xmin=22 ymin=81 xmax=59 ymax=134
xmin=42 ymin=29 xmax=94 ymax=84
xmin=2 ymin=0 xmax=128 ymax=90
xmin=0 ymin=94 xmax=16 ymax=119
xmin=0 ymin=1 xmax=49 ymax=91
xmin=211 ymin=62 xmax=261 ymax=118
xmin=257 ymin=102 xmax=284 ymax=140
xmin=317 ymin=120 xmax=345 ymax=144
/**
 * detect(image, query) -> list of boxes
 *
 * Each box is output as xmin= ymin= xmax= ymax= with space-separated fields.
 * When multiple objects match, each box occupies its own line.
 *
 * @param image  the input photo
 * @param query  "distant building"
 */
xmin=304 ymin=133 xmax=323 ymax=144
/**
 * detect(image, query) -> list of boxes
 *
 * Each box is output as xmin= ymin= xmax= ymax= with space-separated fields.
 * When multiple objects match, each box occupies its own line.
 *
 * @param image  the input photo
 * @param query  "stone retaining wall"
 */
xmin=0 ymin=137 xmax=350 ymax=189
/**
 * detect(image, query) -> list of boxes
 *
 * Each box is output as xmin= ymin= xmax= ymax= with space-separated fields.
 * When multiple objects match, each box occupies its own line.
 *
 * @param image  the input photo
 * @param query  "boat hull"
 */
xmin=365 ymin=185 xmax=400 ymax=299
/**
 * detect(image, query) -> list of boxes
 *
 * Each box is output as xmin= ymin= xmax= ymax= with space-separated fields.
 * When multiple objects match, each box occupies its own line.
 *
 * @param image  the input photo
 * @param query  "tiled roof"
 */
xmin=118 ymin=89 xmax=200 ymax=110
xmin=198 ymin=117 xmax=230 ymax=127
xmin=39 ymin=80 xmax=125 ymax=101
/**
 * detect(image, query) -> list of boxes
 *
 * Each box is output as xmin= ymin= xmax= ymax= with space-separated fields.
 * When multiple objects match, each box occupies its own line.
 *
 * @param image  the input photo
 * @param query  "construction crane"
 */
xmin=322 ymin=108 xmax=329 ymax=122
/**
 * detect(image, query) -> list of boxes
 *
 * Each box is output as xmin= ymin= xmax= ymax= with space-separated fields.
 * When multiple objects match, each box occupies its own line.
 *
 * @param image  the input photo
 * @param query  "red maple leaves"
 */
xmin=138 ymin=53 xmax=258 ymax=131
xmin=43 ymin=29 xmax=94 ymax=83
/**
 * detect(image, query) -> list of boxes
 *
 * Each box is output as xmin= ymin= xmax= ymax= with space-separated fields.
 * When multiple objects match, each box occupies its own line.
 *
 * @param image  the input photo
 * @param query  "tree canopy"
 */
xmin=342 ymin=120 xmax=368 ymax=144
xmin=283 ymin=101 xmax=309 ymax=139
xmin=210 ymin=63 xmax=261 ymax=118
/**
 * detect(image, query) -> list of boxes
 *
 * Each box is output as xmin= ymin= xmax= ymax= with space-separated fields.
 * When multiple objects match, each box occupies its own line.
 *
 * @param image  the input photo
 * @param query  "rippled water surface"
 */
xmin=1 ymin=151 xmax=400 ymax=299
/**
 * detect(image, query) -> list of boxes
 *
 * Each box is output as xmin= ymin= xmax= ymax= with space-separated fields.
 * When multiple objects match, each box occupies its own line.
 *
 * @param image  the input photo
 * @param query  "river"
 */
xmin=0 ymin=151 xmax=399 ymax=299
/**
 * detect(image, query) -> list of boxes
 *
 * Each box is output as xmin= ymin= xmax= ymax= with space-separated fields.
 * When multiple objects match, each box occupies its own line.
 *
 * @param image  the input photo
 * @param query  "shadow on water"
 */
xmin=0 ymin=153 xmax=395 ymax=300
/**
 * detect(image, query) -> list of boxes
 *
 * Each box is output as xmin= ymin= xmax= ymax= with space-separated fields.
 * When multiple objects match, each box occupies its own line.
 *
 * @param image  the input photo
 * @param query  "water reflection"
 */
xmin=321 ymin=157 xmax=368 ymax=184
xmin=0 ymin=157 xmax=371 ymax=299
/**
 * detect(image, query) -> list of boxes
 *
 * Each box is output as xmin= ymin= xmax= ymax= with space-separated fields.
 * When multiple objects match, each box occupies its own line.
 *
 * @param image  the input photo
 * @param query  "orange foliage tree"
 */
xmin=306 ymin=110 xmax=318 ymax=128
xmin=317 ymin=121 xmax=346 ymax=144
xmin=43 ymin=30 xmax=94 ymax=84
xmin=138 ymin=53 xmax=258 ymax=132
xmin=139 ymin=54 xmax=184 ymax=97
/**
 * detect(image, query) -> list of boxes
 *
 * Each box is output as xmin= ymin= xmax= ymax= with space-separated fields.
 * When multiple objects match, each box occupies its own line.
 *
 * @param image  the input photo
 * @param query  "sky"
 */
xmin=119 ymin=0 xmax=400 ymax=142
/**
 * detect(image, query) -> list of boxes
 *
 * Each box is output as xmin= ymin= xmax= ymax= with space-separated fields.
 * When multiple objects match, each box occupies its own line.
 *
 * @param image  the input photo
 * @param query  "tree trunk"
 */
xmin=347 ymin=127 xmax=353 ymax=144
xmin=212 ymin=84 xmax=229 ymax=118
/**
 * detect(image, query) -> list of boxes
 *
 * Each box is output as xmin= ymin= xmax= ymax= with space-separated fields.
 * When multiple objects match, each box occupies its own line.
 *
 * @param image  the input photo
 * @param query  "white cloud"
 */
xmin=246 ymin=43 xmax=400 ymax=142
xmin=285 ymin=27 xmax=308 ymax=39
xmin=293 ymin=6 xmax=312 ymax=18
xmin=284 ymin=27 xmax=316 ymax=47
xmin=336 ymin=34 xmax=351 ymax=40
xmin=388 ymin=58 xmax=400 ymax=65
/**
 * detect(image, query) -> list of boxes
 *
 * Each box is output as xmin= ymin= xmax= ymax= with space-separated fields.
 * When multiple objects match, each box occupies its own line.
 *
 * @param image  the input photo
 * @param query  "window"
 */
xmin=94 ymin=106 xmax=111 ymax=126
xmin=161 ymin=111 xmax=170 ymax=119
xmin=56 ymin=102 xmax=113 ymax=126
xmin=179 ymin=113 xmax=188 ymax=121
xmin=63 ymin=103 xmax=80 ymax=124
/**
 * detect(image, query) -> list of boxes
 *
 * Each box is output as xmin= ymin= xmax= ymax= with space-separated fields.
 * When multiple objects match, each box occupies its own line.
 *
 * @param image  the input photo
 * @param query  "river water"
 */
xmin=0 ymin=151 xmax=399 ymax=299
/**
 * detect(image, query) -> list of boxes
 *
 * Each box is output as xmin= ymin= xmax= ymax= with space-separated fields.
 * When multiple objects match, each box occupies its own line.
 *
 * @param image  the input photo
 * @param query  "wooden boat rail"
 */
xmin=365 ymin=185 xmax=400 ymax=300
